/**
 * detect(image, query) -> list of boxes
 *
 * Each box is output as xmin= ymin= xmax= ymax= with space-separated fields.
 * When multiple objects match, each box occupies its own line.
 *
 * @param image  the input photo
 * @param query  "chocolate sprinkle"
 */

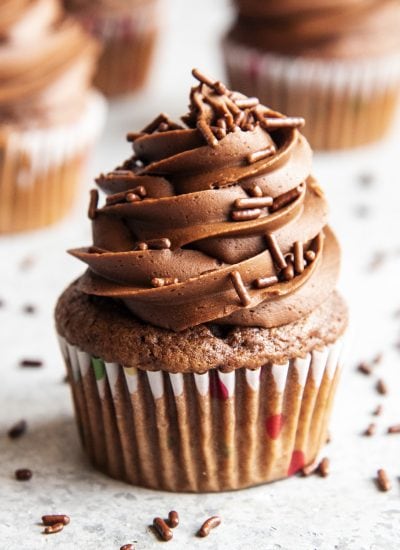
xmin=234 ymin=97 xmax=259 ymax=109
xmin=19 ymin=359 xmax=43 ymax=368
xmin=42 ymin=515 xmax=70 ymax=526
xmin=301 ymin=458 xmax=319 ymax=477
xmin=372 ymin=353 xmax=383 ymax=365
xmin=106 ymin=190 xmax=135 ymax=206
xmin=304 ymin=250 xmax=316 ymax=263
xmin=153 ymin=517 xmax=173 ymax=541
xmin=168 ymin=510 xmax=179 ymax=528
xmin=387 ymin=424 xmax=400 ymax=434
xmin=373 ymin=404 xmax=383 ymax=416
xmin=270 ymin=185 xmax=303 ymax=213
xmin=8 ymin=420 xmax=27 ymax=439
xmin=246 ymin=145 xmax=276 ymax=164
xmin=234 ymin=197 xmax=273 ymax=209
xmin=192 ymin=68 xmax=227 ymax=96
xmin=318 ymin=457 xmax=330 ymax=477
xmin=135 ymin=242 xmax=149 ymax=251
xmin=157 ymin=122 xmax=170 ymax=132
xmin=151 ymin=277 xmax=179 ymax=288
xmin=265 ymin=234 xmax=287 ymax=270
xmin=15 ymin=468 xmax=32 ymax=481
xmin=211 ymin=126 xmax=226 ymax=140
xmin=376 ymin=469 xmax=391 ymax=492
xmin=120 ymin=545 xmax=135 ymax=550
xmin=261 ymin=116 xmax=305 ymax=130
xmin=302 ymin=457 xmax=330 ymax=477
xmin=126 ymin=132 xmax=145 ymax=142
xmin=376 ymin=379 xmax=388 ymax=395
xmin=363 ymin=423 xmax=376 ymax=436
xmin=89 ymin=246 xmax=107 ymax=254
xmin=230 ymin=271 xmax=251 ymax=307
xmin=248 ymin=184 xmax=263 ymax=198
xmin=197 ymin=516 xmax=221 ymax=538
xmin=146 ymin=238 xmax=171 ymax=250
xmin=281 ymin=263 xmax=295 ymax=281
xmin=357 ymin=362 xmax=372 ymax=375
xmin=253 ymin=275 xmax=279 ymax=289
xmin=22 ymin=304 xmax=36 ymax=315
xmin=43 ymin=523 xmax=64 ymax=535
xmin=88 ymin=189 xmax=99 ymax=220
xmin=293 ymin=241 xmax=304 ymax=274
xmin=125 ymin=193 xmax=140 ymax=203
xmin=231 ymin=208 xmax=262 ymax=221
xmin=141 ymin=113 xmax=169 ymax=134
xmin=197 ymin=119 xmax=218 ymax=148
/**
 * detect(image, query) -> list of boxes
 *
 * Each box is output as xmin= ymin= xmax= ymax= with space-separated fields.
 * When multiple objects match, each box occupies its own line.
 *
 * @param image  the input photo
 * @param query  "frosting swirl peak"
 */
xmin=229 ymin=0 xmax=400 ymax=58
xmin=0 ymin=0 xmax=100 ymax=124
xmin=71 ymin=69 xmax=340 ymax=331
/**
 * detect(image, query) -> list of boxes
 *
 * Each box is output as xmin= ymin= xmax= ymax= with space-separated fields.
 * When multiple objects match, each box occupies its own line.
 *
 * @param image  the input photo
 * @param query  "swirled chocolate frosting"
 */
xmin=0 ymin=0 xmax=99 ymax=124
xmin=229 ymin=0 xmax=400 ymax=58
xmin=71 ymin=69 xmax=341 ymax=331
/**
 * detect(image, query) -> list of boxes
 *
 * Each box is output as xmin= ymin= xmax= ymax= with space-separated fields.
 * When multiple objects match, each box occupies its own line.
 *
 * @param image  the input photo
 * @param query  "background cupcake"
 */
xmin=223 ymin=0 xmax=400 ymax=150
xmin=0 ymin=0 xmax=106 ymax=234
xmin=64 ymin=0 xmax=160 ymax=97
xmin=55 ymin=70 xmax=348 ymax=492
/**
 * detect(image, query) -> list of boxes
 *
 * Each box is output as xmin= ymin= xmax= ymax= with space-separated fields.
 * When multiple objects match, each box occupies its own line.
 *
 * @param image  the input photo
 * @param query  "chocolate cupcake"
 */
xmin=55 ymin=69 xmax=348 ymax=492
xmin=223 ymin=0 xmax=400 ymax=150
xmin=0 ymin=0 xmax=106 ymax=233
xmin=64 ymin=0 xmax=159 ymax=97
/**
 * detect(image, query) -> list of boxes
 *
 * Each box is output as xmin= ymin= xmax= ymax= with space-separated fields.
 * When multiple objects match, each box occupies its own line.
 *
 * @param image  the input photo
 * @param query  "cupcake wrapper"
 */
xmin=58 ymin=333 xmax=345 ymax=492
xmin=92 ymin=29 xmax=158 ymax=96
xmin=0 ymin=91 xmax=106 ymax=233
xmin=77 ymin=3 xmax=159 ymax=96
xmin=223 ymin=39 xmax=400 ymax=149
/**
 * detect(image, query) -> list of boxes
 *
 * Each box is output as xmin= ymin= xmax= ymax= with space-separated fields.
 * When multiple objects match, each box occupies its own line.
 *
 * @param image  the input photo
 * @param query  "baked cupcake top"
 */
xmin=229 ymin=0 xmax=400 ymax=58
xmin=69 ymin=69 xmax=340 ymax=333
xmin=0 ymin=0 xmax=99 ymax=125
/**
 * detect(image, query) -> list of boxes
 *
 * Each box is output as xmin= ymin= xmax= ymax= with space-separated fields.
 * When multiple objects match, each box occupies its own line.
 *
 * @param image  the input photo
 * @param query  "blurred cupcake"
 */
xmin=56 ymin=69 xmax=348 ymax=492
xmin=0 ymin=0 xmax=106 ymax=234
xmin=223 ymin=0 xmax=400 ymax=150
xmin=65 ymin=0 xmax=160 ymax=97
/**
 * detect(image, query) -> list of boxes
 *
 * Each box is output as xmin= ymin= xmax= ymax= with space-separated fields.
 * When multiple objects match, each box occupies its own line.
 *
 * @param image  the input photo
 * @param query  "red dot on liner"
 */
xmin=209 ymin=372 xmax=229 ymax=400
xmin=288 ymin=450 xmax=305 ymax=476
xmin=266 ymin=414 xmax=285 ymax=439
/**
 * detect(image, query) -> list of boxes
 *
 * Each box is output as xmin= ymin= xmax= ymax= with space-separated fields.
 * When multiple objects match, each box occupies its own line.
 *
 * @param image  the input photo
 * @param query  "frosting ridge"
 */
xmin=71 ymin=69 xmax=340 ymax=331
xmin=0 ymin=0 xmax=100 ymax=124
xmin=229 ymin=0 xmax=400 ymax=58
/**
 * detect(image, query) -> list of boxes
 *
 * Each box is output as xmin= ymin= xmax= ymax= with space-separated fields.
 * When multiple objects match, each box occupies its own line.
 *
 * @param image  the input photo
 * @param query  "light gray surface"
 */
xmin=1 ymin=1 xmax=400 ymax=548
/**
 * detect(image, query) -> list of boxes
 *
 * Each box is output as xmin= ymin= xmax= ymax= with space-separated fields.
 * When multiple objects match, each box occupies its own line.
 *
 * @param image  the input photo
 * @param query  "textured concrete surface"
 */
xmin=1 ymin=1 xmax=400 ymax=548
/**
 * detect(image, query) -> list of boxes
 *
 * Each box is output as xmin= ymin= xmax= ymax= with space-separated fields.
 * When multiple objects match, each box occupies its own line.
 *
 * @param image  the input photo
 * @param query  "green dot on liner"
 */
xmin=91 ymin=357 xmax=105 ymax=381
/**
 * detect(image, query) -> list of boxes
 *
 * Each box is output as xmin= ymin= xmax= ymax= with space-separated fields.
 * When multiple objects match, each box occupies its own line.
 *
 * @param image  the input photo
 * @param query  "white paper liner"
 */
xmin=58 ymin=334 xmax=345 ymax=492
xmin=0 ymin=90 xmax=107 ymax=232
xmin=4 ymin=90 xmax=107 ymax=185
xmin=223 ymin=39 xmax=400 ymax=149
